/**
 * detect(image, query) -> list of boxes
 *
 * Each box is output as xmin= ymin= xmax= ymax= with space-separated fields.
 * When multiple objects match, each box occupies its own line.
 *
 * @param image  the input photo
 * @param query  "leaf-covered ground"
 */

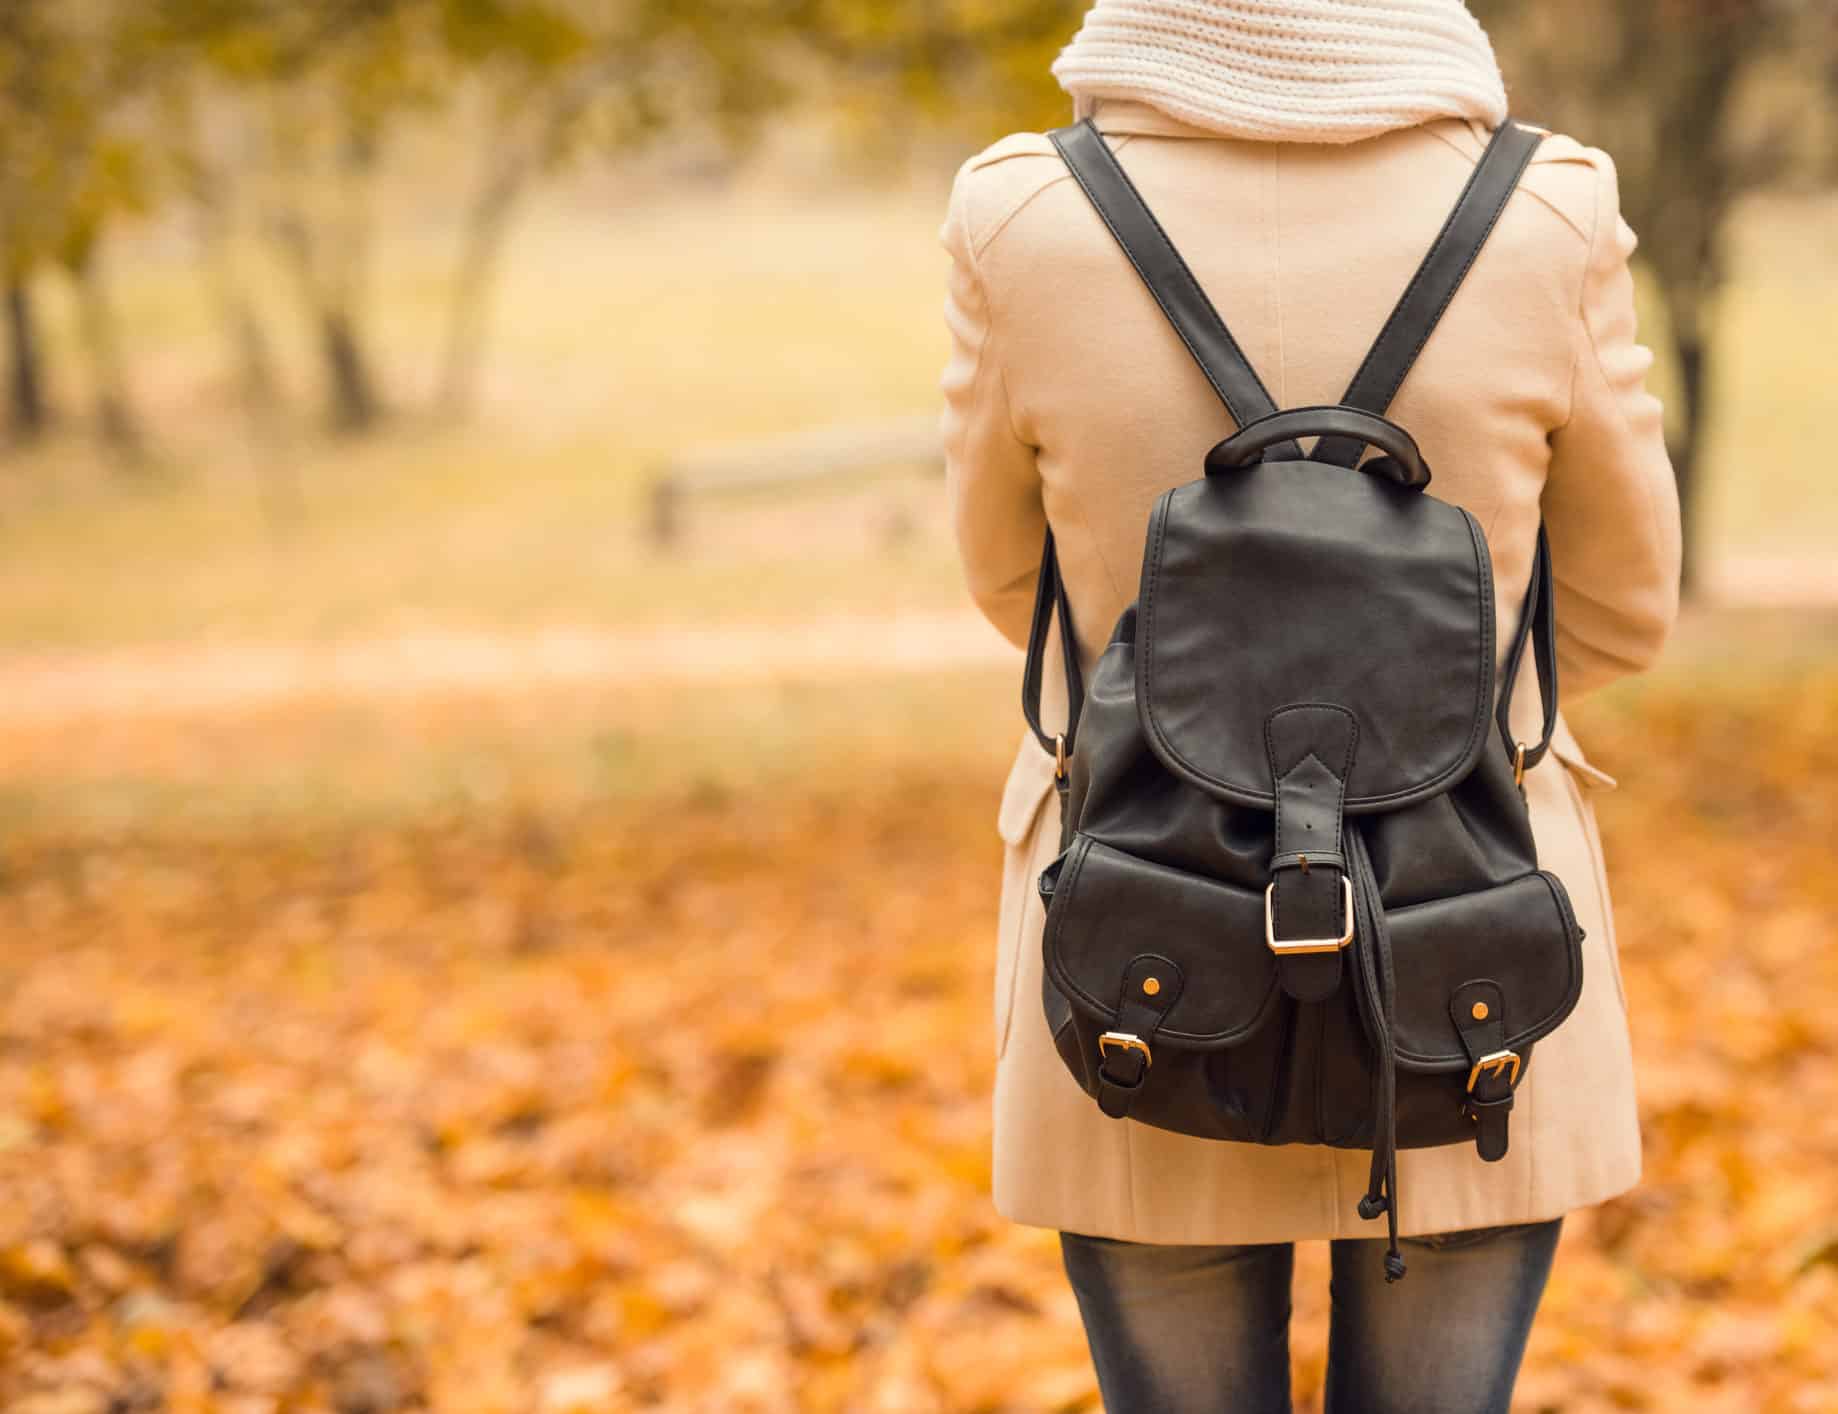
xmin=2 ymin=666 xmax=1835 ymax=1413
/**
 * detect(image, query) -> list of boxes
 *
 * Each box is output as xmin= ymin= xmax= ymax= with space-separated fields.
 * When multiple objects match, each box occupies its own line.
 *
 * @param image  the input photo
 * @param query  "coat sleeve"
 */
xmin=1541 ymin=150 xmax=1684 ymax=701
xmin=939 ymin=162 xmax=1046 ymax=651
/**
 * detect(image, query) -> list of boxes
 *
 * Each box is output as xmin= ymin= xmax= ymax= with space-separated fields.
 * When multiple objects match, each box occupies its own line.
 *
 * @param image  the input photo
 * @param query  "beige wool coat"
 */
xmin=940 ymin=99 xmax=1683 ymax=1243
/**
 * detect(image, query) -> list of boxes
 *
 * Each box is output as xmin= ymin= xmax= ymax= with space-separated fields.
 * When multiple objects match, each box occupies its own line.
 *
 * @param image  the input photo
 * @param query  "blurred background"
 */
xmin=0 ymin=2 xmax=1835 ymax=1411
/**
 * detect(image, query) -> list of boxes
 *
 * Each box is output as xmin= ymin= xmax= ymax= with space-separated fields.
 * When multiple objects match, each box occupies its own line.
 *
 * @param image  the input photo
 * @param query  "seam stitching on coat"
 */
xmin=1272 ymin=145 xmax=1288 ymax=407
xmin=1573 ymin=165 xmax=1674 ymax=586
xmin=952 ymin=158 xmax=1058 ymax=634
xmin=979 ymin=132 xmax=1139 ymax=629
xmin=973 ymin=167 xmax=1075 ymax=259
xmin=1424 ymin=120 xmax=1594 ymax=244
xmin=1548 ymin=157 xmax=1603 ymax=441
xmin=996 ymin=779 xmax=1054 ymax=1059
xmin=1038 ymin=132 xmax=1135 ymax=606
xmin=959 ymin=172 xmax=1036 ymax=456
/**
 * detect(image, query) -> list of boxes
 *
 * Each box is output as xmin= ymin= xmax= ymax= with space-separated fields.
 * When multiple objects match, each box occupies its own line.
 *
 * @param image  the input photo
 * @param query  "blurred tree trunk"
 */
xmin=325 ymin=127 xmax=382 ymax=434
xmin=434 ymin=66 xmax=613 ymax=420
xmin=5 ymin=275 xmax=48 ymax=442
xmin=65 ymin=238 xmax=143 ymax=463
xmin=192 ymin=158 xmax=284 ymax=421
xmin=318 ymin=305 xmax=378 ymax=431
xmin=226 ymin=291 xmax=281 ymax=413
xmin=1659 ymin=286 xmax=1713 ymax=593
xmin=276 ymin=212 xmax=384 ymax=434
xmin=199 ymin=195 xmax=301 ymax=528
xmin=272 ymin=124 xmax=384 ymax=434
xmin=434 ymin=153 xmax=524 ymax=420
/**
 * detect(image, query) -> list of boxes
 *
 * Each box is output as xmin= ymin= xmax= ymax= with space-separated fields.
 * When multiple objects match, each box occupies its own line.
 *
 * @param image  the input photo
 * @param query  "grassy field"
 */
xmin=0 ymin=169 xmax=963 ymax=652
xmin=0 ymin=174 xmax=1833 ymax=654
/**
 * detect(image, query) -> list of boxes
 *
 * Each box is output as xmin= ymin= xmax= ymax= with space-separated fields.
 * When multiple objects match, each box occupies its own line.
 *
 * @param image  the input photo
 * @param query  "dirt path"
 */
xmin=2 ymin=555 xmax=1831 ymax=727
xmin=0 ymin=613 xmax=1020 ymax=726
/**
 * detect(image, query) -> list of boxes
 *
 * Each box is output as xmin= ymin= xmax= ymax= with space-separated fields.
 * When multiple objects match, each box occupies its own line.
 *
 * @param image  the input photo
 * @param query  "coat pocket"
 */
xmin=994 ymin=738 xmax=1058 ymax=1058
xmin=1550 ymin=738 xmax=1617 ymax=792
xmin=1548 ymin=733 xmax=1627 ymax=1013
xmin=1548 ymin=715 xmax=1617 ymax=792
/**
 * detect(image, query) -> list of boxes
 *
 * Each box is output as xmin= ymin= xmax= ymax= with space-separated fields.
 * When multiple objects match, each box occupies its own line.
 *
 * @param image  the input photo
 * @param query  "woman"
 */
xmin=938 ymin=2 xmax=1682 ymax=1410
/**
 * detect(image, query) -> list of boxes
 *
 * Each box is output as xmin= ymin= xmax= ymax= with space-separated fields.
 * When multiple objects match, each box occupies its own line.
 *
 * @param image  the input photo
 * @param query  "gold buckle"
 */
xmin=1513 ymin=742 xmax=1528 ymax=787
xmin=1465 ymin=1049 xmax=1521 ymax=1092
xmin=1054 ymin=733 xmax=1068 ymax=781
xmin=1098 ymin=1031 xmax=1152 ymax=1069
xmin=1263 ymin=877 xmax=1355 ymax=955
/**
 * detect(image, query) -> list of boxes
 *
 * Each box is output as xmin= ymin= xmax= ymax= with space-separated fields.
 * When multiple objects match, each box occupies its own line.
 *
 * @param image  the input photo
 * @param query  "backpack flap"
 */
xmin=1136 ymin=458 xmax=1496 ymax=814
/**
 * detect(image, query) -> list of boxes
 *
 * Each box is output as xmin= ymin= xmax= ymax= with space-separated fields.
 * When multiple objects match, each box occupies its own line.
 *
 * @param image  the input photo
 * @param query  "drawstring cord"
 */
xmin=1348 ymin=827 xmax=1405 ymax=1281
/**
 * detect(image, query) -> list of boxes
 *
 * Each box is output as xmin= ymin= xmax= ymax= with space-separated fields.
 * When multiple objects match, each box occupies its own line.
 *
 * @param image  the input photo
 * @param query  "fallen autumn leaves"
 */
xmin=1 ymin=667 xmax=1835 ymax=1412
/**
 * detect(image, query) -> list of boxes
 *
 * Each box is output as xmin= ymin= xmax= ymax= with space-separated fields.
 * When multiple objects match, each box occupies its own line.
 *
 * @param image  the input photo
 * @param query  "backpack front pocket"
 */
xmin=1384 ymin=870 xmax=1584 ymax=1074
xmin=1043 ymin=835 xmax=1288 ymax=1141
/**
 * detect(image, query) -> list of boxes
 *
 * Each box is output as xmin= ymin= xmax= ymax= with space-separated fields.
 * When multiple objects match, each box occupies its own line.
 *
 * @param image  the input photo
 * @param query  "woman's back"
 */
xmin=943 ymin=100 xmax=1679 ymax=738
xmin=941 ymin=94 xmax=1679 ymax=1249
xmin=940 ymin=7 xmax=1683 ymax=1406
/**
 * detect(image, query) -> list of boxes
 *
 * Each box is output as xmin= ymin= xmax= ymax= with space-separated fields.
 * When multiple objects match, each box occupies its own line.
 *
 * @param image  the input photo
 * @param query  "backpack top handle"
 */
xmin=1205 ymin=406 xmax=1432 ymax=489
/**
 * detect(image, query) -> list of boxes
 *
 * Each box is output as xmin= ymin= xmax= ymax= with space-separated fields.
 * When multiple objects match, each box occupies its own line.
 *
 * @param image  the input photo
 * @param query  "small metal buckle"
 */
xmin=1098 ymin=1031 xmax=1152 ymax=1070
xmin=1465 ymin=1049 xmax=1522 ymax=1093
xmin=1513 ymin=742 xmax=1528 ymax=788
xmin=1054 ymin=733 xmax=1068 ymax=781
xmin=1263 ymin=877 xmax=1355 ymax=955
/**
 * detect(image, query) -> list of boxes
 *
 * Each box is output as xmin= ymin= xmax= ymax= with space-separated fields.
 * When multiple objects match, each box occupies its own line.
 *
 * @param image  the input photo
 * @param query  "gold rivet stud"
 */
xmin=1142 ymin=977 xmax=1162 ymax=996
xmin=1471 ymin=1001 xmax=1490 ymax=1020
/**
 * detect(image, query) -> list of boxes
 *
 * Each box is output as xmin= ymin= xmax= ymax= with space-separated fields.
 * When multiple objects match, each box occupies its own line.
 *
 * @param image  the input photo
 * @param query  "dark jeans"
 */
xmin=1060 ymin=1218 xmax=1563 ymax=1414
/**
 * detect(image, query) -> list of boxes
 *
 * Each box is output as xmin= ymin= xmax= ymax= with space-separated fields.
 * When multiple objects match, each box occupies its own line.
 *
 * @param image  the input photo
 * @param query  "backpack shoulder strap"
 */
xmin=1496 ymin=522 xmax=1558 ymax=780
xmin=1021 ymin=520 xmax=1083 ymax=775
xmin=1024 ymin=119 xmax=1303 ymax=771
xmin=1312 ymin=121 xmax=1545 ymax=466
xmin=1305 ymin=120 xmax=1556 ymax=775
xmin=1048 ymin=119 xmax=1299 ymax=458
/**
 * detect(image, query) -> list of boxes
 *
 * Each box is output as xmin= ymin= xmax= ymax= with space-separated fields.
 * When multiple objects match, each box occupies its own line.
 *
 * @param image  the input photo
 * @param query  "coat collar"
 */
xmin=1088 ymin=98 xmax=1215 ymax=140
xmin=1088 ymin=97 xmax=1494 ymax=158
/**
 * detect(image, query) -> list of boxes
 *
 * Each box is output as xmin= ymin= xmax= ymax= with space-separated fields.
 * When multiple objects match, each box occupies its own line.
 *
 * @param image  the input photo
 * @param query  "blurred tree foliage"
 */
xmin=428 ymin=0 xmax=794 ymax=416
xmin=0 ymin=0 xmax=800 ymax=446
xmin=147 ymin=0 xmax=798 ymax=430
xmin=793 ymin=0 xmax=1080 ymax=141
xmin=0 ymin=0 xmax=1832 ymax=539
xmin=0 ymin=0 xmax=155 ymax=453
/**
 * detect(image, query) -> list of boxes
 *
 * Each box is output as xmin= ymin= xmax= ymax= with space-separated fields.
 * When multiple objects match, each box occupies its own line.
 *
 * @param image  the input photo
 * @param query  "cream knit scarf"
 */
xmin=1052 ymin=0 xmax=1509 ymax=144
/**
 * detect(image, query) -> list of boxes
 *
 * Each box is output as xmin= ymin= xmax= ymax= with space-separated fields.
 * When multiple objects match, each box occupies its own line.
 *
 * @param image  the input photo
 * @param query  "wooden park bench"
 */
xmin=646 ymin=413 xmax=943 ymax=545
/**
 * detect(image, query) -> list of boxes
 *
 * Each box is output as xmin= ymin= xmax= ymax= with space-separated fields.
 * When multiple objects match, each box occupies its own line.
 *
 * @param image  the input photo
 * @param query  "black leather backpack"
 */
xmin=1023 ymin=119 xmax=1584 ymax=1281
